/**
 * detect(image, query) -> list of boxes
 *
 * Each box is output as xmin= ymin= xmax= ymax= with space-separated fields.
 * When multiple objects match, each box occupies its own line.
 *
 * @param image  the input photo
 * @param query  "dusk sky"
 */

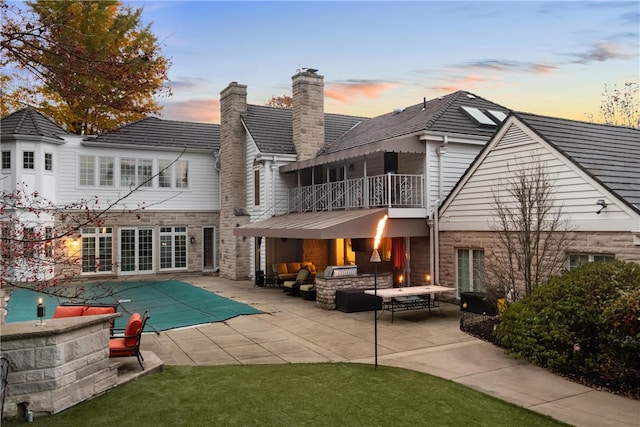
xmin=127 ymin=1 xmax=639 ymax=124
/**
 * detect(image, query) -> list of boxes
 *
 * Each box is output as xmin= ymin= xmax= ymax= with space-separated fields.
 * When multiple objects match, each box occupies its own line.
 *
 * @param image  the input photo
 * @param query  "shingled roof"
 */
xmin=319 ymin=91 xmax=509 ymax=155
xmin=516 ymin=112 xmax=640 ymax=212
xmin=1 ymin=107 xmax=68 ymax=140
xmin=87 ymin=117 xmax=220 ymax=151
xmin=241 ymin=105 xmax=367 ymax=155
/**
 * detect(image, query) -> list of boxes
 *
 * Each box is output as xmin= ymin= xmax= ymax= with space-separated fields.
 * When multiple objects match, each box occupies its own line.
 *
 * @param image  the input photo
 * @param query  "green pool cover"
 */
xmin=5 ymin=280 xmax=262 ymax=332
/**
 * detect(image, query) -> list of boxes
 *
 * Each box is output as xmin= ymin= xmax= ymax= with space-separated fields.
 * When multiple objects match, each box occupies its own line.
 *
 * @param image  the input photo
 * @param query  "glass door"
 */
xmin=203 ymin=227 xmax=216 ymax=272
xmin=119 ymin=227 xmax=154 ymax=274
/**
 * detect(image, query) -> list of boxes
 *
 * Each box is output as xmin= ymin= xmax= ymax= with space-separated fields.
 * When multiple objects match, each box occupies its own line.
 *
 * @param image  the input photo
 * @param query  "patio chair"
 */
xmin=109 ymin=311 xmax=149 ymax=370
xmin=282 ymin=268 xmax=310 ymax=296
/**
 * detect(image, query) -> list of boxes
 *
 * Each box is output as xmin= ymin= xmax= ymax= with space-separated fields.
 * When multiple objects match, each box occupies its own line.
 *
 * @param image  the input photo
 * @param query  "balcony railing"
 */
xmin=288 ymin=174 xmax=424 ymax=213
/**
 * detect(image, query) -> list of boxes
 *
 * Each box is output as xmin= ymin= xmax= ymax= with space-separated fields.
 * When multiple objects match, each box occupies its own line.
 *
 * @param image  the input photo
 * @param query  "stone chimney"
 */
xmin=219 ymin=82 xmax=251 ymax=281
xmin=292 ymin=69 xmax=325 ymax=161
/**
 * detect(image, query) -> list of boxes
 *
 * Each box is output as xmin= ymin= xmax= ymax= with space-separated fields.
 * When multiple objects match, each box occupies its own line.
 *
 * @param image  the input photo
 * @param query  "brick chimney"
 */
xmin=219 ymin=82 xmax=251 ymax=281
xmin=292 ymin=69 xmax=325 ymax=161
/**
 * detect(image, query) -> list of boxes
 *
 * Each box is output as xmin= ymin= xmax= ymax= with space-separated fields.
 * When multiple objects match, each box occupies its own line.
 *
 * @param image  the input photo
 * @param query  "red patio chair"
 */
xmin=108 ymin=311 xmax=149 ymax=370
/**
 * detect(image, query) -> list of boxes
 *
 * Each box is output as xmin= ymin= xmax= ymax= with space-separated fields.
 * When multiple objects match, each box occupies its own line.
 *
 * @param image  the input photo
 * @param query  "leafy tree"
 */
xmin=487 ymin=157 xmax=574 ymax=300
xmin=265 ymin=94 xmax=293 ymax=109
xmin=1 ymin=0 xmax=171 ymax=134
xmin=586 ymin=80 xmax=639 ymax=129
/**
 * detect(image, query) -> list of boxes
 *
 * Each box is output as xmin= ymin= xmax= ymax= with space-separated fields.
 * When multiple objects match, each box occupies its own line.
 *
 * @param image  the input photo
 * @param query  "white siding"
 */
xmin=440 ymin=123 xmax=638 ymax=232
xmin=55 ymin=136 xmax=219 ymax=211
xmin=426 ymin=141 xmax=483 ymax=210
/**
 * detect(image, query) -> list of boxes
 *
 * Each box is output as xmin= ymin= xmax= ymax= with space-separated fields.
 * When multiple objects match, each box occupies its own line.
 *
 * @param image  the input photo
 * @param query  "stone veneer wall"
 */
xmin=292 ymin=70 xmax=324 ymax=161
xmin=315 ymin=273 xmax=393 ymax=310
xmin=219 ymin=82 xmax=251 ymax=280
xmin=439 ymin=230 xmax=640 ymax=291
xmin=1 ymin=314 xmax=118 ymax=418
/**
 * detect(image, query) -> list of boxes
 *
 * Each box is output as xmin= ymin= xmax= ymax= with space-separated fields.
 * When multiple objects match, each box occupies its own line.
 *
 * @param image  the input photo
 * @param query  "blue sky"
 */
xmin=127 ymin=1 xmax=639 ymax=123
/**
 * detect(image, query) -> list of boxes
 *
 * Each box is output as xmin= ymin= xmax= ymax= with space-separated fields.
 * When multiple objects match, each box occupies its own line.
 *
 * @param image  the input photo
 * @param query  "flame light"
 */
xmin=373 ymin=215 xmax=388 ymax=250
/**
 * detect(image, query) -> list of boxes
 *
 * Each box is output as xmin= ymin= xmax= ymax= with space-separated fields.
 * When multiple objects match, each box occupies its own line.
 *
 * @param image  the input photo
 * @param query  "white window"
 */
xmin=120 ymin=158 xmax=153 ymax=188
xmin=23 ymin=151 xmax=34 ymax=169
xmin=175 ymin=160 xmax=188 ymax=188
xmin=158 ymin=159 xmax=189 ymax=189
xmin=81 ymin=227 xmax=113 ymax=273
xmin=457 ymin=248 xmax=485 ymax=295
xmin=159 ymin=226 xmax=187 ymax=270
xmin=1 ymin=151 xmax=10 ymax=169
xmin=44 ymin=153 xmax=53 ymax=171
xmin=567 ymin=253 xmax=615 ymax=270
xmin=99 ymin=157 xmax=114 ymax=187
xmin=158 ymin=159 xmax=172 ymax=188
xmin=79 ymin=155 xmax=95 ymax=186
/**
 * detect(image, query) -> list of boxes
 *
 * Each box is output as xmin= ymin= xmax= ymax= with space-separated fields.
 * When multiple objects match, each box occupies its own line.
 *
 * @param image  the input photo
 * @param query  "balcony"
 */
xmin=288 ymin=174 xmax=424 ymax=213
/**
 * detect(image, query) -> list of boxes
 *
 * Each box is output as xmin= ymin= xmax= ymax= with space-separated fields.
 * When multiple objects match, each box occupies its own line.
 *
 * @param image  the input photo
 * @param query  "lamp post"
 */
xmin=371 ymin=214 xmax=387 ymax=369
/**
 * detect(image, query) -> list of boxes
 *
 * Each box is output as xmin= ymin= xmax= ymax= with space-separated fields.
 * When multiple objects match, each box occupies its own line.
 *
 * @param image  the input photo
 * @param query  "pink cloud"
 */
xmin=159 ymin=98 xmax=220 ymax=123
xmin=434 ymin=74 xmax=505 ymax=93
xmin=325 ymin=81 xmax=398 ymax=104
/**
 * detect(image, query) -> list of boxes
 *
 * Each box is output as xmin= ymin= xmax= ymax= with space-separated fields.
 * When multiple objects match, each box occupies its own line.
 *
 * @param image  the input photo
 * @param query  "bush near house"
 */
xmin=495 ymin=260 xmax=640 ymax=399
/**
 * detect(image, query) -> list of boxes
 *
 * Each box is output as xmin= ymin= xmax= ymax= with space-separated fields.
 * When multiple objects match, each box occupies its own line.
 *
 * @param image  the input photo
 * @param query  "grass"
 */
xmin=4 ymin=363 xmax=568 ymax=427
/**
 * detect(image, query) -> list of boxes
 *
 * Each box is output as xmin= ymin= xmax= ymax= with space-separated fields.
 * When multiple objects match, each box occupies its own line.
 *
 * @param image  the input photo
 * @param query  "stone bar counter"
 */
xmin=315 ymin=272 xmax=393 ymax=310
xmin=1 ymin=313 xmax=119 ymax=418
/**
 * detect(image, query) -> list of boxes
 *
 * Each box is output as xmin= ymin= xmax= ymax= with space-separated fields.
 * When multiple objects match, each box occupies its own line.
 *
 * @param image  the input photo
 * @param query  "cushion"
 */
xmin=123 ymin=312 xmax=142 ymax=347
xmin=53 ymin=306 xmax=85 ymax=318
xmin=273 ymin=263 xmax=287 ymax=275
xmin=301 ymin=262 xmax=316 ymax=273
xmin=287 ymin=262 xmax=301 ymax=273
xmin=299 ymin=284 xmax=314 ymax=292
xmin=295 ymin=268 xmax=310 ymax=283
xmin=83 ymin=306 xmax=115 ymax=316
xmin=109 ymin=338 xmax=130 ymax=354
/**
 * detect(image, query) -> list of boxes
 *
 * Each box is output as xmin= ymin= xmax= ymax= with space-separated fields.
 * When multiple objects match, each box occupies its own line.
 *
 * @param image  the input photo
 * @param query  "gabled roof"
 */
xmin=241 ymin=105 xmax=367 ymax=155
xmin=319 ymin=91 xmax=509 ymax=155
xmin=86 ymin=117 xmax=220 ymax=151
xmin=516 ymin=112 xmax=640 ymax=212
xmin=1 ymin=107 xmax=68 ymax=140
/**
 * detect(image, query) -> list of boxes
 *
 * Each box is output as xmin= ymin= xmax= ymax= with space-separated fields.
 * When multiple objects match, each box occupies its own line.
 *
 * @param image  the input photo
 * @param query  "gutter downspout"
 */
xmin=433 ymin=135 xmax=448 ymax=285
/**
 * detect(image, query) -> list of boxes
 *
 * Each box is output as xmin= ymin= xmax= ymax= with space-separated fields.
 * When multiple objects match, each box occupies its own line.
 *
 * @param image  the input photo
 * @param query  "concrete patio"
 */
xmin=132 ymin=275 xmax=638 ymax=427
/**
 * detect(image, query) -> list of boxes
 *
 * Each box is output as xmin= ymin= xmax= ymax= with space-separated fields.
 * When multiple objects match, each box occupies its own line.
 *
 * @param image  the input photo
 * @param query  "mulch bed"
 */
xmin=460 ymin=316 xmax=640 ymax=401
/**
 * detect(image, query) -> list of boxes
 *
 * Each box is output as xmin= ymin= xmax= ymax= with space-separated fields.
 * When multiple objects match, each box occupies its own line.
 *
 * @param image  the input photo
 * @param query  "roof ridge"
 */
xmin=424 ymin=91 xmax=464 ymax=130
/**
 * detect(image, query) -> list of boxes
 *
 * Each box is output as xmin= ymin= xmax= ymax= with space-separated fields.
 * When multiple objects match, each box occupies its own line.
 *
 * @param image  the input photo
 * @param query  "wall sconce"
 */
xmin=596 ymin=199 xmax=608 ymax=215
xmin=37 ymin=297 xmax=45 ymax=326
xmin=425 ymin=273 xmax=432 ymax=285
xmin=190 ymin=236 xmax=196 ymax=245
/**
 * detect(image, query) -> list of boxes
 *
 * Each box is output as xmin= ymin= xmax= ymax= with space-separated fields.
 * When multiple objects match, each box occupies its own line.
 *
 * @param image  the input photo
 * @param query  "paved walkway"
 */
xmin=140 ymin=275 xmax=639 ymax=427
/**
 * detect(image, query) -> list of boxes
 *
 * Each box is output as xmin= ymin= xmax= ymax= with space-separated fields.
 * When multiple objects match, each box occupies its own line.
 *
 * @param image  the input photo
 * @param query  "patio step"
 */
xmin=110 ymin=351 xmax=164 ymax=387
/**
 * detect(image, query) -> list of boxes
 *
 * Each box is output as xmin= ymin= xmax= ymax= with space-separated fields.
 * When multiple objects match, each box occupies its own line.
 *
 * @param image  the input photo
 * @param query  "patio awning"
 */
xmin=233 ymin=208 xmax=428 ymax=239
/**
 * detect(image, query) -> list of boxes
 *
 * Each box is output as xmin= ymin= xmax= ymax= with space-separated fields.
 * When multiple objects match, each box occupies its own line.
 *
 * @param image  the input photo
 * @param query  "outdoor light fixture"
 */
xmin=370 ymin=214 xmax=387 ymax=369
xmin=596 ymin=199 xmax=608 ymax=215
xmin=190 ymin=236 xmax=196 ymax=245
xmin=36 ymin=297 xmax=45 ymax=326
xmin=425 ymin=273 xmax=431 ymax=285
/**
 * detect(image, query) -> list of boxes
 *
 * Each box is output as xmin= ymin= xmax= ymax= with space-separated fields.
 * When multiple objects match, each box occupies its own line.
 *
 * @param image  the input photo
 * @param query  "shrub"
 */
xmin=496 ymin=260 xmax=640 ymax=395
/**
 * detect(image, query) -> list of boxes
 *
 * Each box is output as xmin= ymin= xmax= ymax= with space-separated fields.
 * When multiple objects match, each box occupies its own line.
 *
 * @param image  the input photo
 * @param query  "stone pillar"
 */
xmin=219 ymin=82 xmax=251 ymax=280
xmin=292 ymin=69 xmax=325 ymax=161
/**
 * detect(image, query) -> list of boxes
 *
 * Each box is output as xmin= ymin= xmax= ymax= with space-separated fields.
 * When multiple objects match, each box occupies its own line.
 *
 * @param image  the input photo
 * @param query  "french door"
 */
xmin=119 ymin=227 xmax=154 ymax=274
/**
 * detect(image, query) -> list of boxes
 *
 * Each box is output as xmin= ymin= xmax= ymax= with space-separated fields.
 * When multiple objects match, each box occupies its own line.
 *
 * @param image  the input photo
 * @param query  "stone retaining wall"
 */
xmin=1 ymin=314 xmax=119 ymax=418
xmin=315 ymin=273 xmax=393 ymax=310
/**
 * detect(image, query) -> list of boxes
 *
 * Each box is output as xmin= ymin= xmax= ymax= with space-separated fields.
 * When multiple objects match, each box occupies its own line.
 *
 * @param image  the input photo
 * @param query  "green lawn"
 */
xmin=5 ymin=364 xmax=568 ymax=426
